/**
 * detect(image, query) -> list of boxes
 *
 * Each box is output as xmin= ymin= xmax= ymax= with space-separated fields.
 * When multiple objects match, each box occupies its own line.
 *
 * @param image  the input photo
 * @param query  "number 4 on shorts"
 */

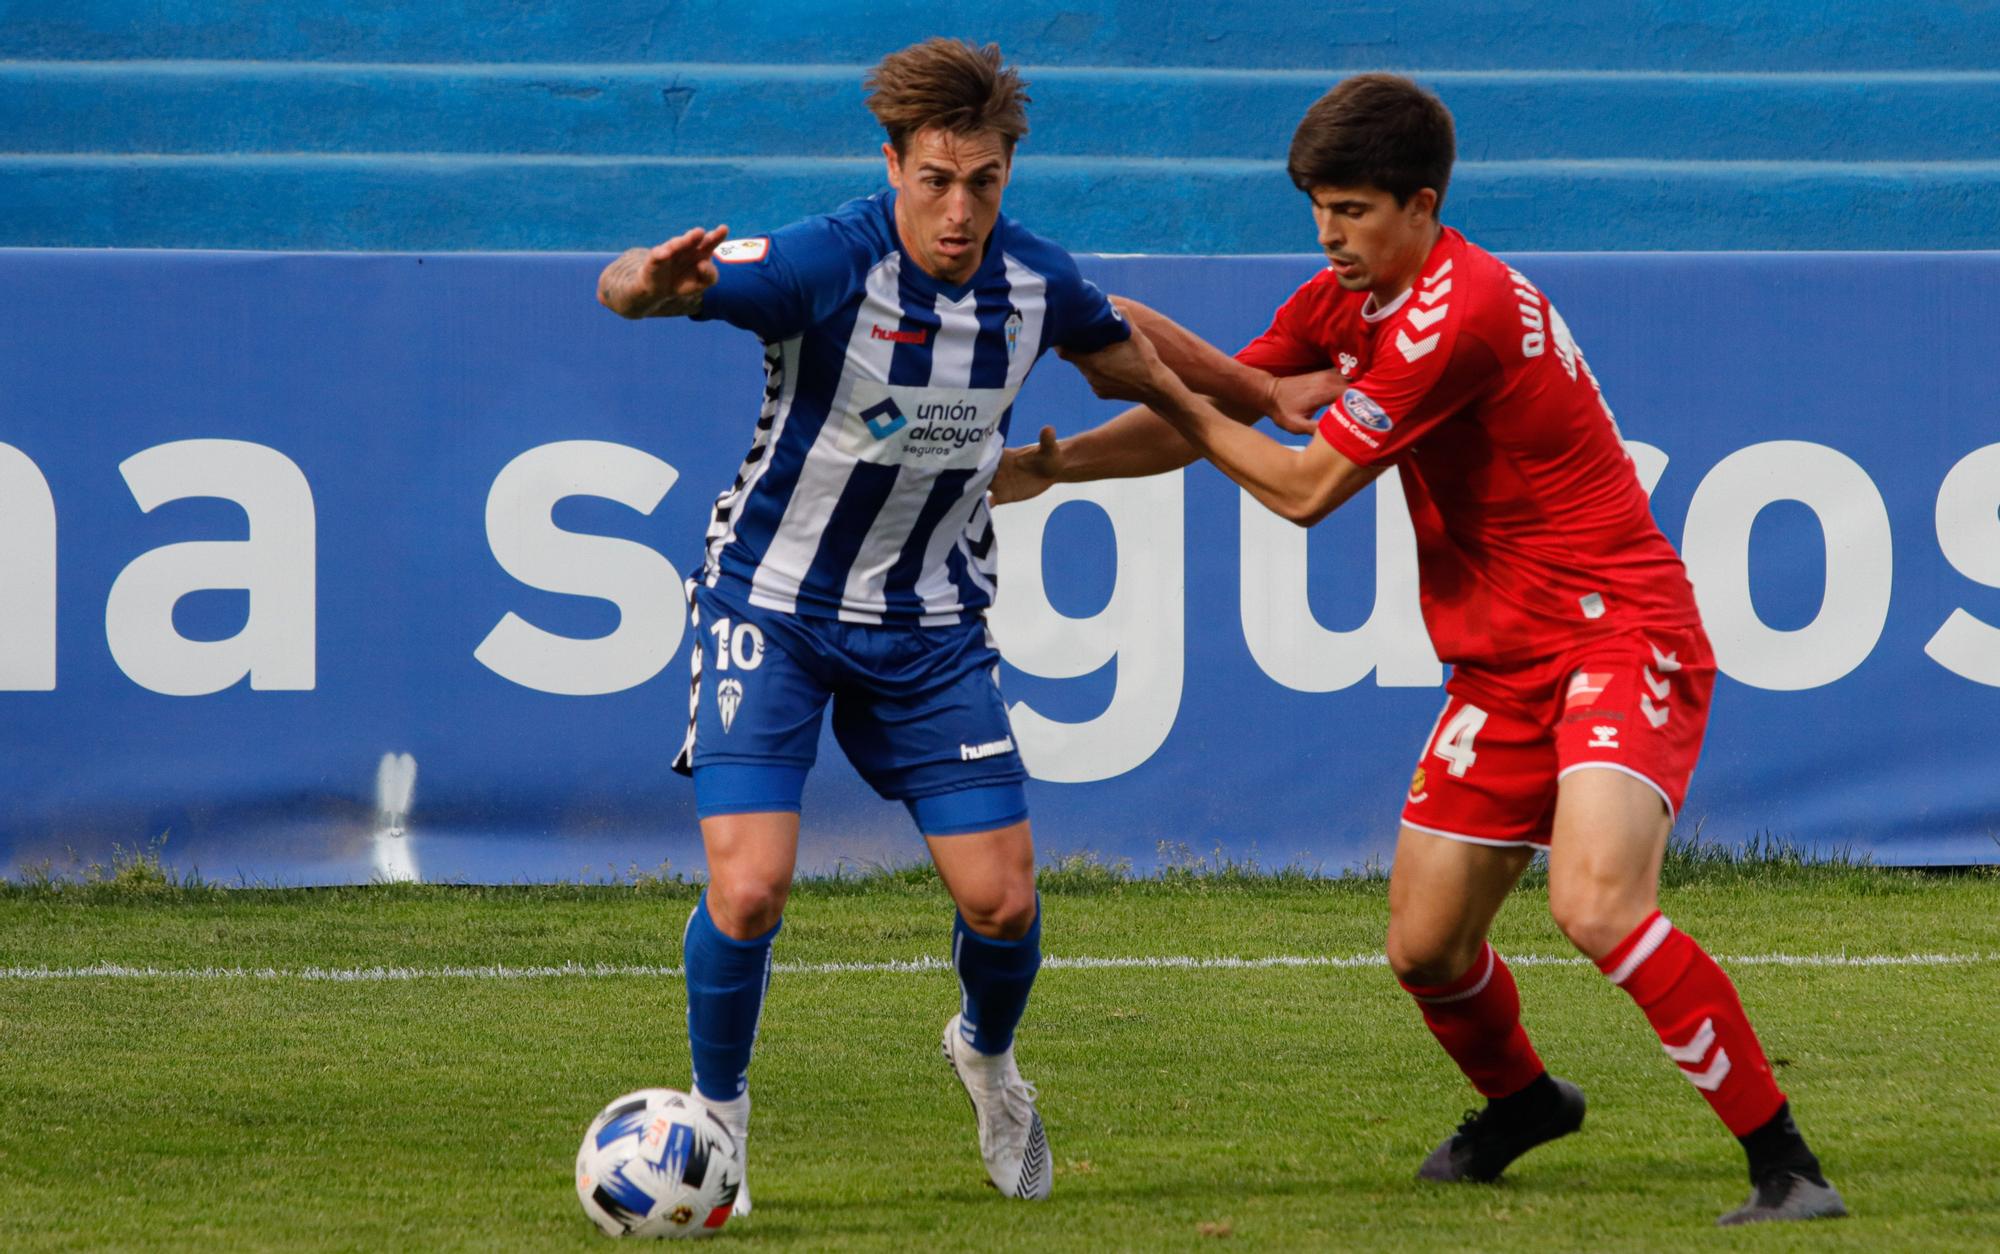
xmin=1430 ymin=704 xmax=1488 ymax=778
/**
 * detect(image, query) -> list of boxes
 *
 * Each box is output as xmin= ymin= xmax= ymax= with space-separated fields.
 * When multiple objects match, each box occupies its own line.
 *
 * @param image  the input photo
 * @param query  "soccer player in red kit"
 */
xmin=997 ymin=74 xmax=1845 ymax=1225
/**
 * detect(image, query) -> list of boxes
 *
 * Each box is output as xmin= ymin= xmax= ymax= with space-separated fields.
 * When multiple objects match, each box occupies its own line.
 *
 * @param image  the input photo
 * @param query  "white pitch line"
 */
xmin=0 ymin=952 xmax=1994 ymax=982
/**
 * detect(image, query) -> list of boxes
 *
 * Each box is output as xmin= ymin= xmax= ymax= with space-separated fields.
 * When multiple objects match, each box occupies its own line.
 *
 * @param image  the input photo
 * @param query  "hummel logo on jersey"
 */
xmin=960 ymin=736 xmax=1015 ymax=761
xmin=1396 ymin=327 xmax=1441 ymax=363
xmin=871 ymin=323 xmax=929 ymax=345
xmin=1338 ymin=352 xmax=1359 ymax=376
xmin=1405 ymin=304 xmax=1449 ymax=332
xmin=717 ymin=678 xmax=744 ymax=733
xmin=861 ymin=397 xmax=908 ymax=439
xmin=1588 ymin=724 xmax=1620 ymax=749
xmin=1399 ymin=260 xmax=1451 ymax=361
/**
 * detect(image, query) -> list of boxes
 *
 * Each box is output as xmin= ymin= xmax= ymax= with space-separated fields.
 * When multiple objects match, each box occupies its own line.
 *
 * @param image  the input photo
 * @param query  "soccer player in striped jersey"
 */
xmin=1000 ymin=75 xmax=1844 ymax=1227
xmin=596 ymin=39 xmax=1323 ymax=1207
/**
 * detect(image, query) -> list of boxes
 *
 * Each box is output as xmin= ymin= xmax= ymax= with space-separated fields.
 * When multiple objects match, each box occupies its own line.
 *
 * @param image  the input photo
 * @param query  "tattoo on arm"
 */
xmin=597 ymin=248 xmax=704 ymax=319
xmin=598 ymin=250 xmax=647 ymax=310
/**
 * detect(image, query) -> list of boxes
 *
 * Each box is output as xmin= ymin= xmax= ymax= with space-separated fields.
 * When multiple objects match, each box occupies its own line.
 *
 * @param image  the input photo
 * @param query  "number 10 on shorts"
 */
xmin=708 ymin=617 xmax=766 ymax=672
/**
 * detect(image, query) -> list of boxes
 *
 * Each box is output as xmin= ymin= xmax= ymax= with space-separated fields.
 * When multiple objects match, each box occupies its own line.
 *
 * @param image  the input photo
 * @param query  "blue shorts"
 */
xmin=672 ymin=583 xmax=1028 ymax=805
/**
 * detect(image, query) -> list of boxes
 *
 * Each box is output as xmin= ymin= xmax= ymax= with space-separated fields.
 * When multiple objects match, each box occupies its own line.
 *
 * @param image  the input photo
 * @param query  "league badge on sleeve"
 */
xmin=714 ymin=237 xmax=770 ymax=264
xmin=1341 ymin=388 xmax=1394 ymax=432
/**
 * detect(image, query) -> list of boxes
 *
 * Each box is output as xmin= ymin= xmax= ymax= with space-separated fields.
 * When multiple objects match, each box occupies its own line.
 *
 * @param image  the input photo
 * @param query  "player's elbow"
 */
xmin=1281 ymin=456 xmax=1379 ymax=526
xmin=1287 ymin=497 xmax=1337 ymax=527
xmin=1278 ymin=483 xmax=1343 ymax=527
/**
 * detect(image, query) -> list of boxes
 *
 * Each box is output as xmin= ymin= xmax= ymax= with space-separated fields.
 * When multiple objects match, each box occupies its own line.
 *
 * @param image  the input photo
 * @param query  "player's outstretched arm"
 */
xmin=992 ymin=351 xmax=1343 ymax=506
xmin=989 ymin=407 xmax=1195 ymax=505
xmin=597 ymin=225 xmax=730 ymax=319
xmin=1112 ymin=296 xmax=1339 ymax=434
xmin=1062 ymin=327 xmax=1380 ymax=526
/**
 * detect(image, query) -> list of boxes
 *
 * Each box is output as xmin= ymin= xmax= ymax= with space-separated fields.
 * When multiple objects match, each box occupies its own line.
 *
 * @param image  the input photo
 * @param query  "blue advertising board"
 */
xmin=2 ymin=248 xmax=1995 ymax=882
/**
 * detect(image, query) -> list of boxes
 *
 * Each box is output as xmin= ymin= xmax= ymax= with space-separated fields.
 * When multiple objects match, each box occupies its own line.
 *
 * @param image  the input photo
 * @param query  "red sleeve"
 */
xmin=1233 ymin=275 xmax=1333 ymax=375
xmin=1318 ymin=302 xmax=1499 ymax=466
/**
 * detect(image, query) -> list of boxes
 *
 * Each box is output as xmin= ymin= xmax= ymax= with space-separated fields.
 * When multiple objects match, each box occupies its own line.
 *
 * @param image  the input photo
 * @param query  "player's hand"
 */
xmin=1059 ymin=324 xmax=1174 ymax=405
xmin=990 ymin=426 xmax=1064 ymax=506
xmin=639 ymin=225 xmax=730 ymax=302
xmin=1265 ymin=367 xmax=1346 ymax=435
xmin=601 ymin=225 xmax=730 ymax=317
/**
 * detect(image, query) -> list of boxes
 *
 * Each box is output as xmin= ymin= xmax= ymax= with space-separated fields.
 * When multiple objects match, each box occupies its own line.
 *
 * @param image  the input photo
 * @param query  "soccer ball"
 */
xmin=576 ymin=1088 xmax=744 ymax=1238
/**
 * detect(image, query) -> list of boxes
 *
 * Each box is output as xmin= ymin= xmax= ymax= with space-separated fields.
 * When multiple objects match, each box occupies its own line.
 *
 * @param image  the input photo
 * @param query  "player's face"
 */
xmin=884 ymin=127 xmax=1011 ymax=286
xmin=1307 ymin=184 xmax=1441 ymax=299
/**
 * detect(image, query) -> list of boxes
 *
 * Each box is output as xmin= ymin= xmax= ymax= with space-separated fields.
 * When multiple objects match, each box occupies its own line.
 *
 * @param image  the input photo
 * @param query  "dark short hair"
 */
xmin=864 ymin=38 xmax=1030 ymax=156
xmin=1287 ymin=73 xmax=1455 ymax=209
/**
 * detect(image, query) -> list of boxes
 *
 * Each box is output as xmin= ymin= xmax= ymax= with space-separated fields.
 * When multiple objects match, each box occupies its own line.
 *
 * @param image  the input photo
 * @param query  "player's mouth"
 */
xmin=936 ymin=234 xmax=974 ymax=256
xmin=1327 ymin=254 xmax=1362 ymax=277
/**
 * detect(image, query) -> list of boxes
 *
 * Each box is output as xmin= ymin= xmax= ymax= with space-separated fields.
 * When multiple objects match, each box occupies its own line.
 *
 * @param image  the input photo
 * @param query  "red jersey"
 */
xmin=1237 ymin=227 xmax=1701 ymax=667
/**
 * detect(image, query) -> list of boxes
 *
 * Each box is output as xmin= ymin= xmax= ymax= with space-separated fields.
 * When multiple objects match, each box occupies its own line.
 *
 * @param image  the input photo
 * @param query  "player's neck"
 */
xmin=1368 ymin=221 xmax=1444 ymax=306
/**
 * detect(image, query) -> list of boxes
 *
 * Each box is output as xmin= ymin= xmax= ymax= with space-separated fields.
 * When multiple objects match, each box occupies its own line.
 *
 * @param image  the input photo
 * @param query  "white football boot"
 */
xmin=941 ymin=1014 xmax=1052 ymax=1199
xmin=691 ymin=1088 xmax=753 ymax=1217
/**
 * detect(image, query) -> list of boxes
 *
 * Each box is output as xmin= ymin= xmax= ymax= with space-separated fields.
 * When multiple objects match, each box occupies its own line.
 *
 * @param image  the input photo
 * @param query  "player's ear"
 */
xmin=882 ymin=141 xmax=903 ymax=189
xmin=1408 ymin=187 xmax=1439 ymax=222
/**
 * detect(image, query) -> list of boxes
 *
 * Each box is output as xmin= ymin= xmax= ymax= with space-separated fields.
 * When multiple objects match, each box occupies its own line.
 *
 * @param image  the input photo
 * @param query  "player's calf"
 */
xmin=1597 ymin=912 xmax=1846 ymax=1223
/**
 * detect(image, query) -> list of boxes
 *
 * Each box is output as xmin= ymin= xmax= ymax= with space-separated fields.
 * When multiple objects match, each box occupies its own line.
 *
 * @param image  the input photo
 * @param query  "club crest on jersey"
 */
xmin=717 ymin=678 xmax=744 ymax=733
xmin=1408 ymin=765 xmax=1428 ymax=801
xmin=1341 ymin=388 xmax=1393 ymax=432
xmin=1004 ymin=308 xmax=1024 ymax=357
xmin=714 ymin=237 xmax=769 ymax=264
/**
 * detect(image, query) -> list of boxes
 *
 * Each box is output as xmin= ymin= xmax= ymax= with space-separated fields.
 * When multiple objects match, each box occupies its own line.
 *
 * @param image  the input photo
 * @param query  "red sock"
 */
xmin=1597 ymin=911 xmax=1786 ymax=1136
xmin=1399 ymin=941 xmax=1546 ymax=1099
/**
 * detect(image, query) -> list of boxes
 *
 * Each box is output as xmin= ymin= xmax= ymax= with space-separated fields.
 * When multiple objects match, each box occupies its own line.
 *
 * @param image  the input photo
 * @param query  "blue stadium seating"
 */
xmin=3 ymin=1 xmax=1997 ymax=251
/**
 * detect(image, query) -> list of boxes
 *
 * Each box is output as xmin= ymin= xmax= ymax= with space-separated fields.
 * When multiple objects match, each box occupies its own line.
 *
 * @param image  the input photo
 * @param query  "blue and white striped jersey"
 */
xmin=689 ymin=190 xmax=1129 ymax=624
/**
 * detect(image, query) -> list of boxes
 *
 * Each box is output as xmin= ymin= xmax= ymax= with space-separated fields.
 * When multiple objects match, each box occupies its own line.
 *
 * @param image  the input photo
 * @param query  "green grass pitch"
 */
xmin=1 ymin=857 xmax=1996 ymax=1250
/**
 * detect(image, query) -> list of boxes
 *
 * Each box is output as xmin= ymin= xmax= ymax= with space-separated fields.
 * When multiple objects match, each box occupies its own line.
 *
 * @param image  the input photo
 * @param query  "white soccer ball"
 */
xmin=576 ymin=1088 xmax=744 ymax=1239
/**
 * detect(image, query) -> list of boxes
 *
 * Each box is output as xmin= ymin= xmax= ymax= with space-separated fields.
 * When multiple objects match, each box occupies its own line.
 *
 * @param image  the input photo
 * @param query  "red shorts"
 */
xmin=1399 ymin=625 xmax=1715 ymax=848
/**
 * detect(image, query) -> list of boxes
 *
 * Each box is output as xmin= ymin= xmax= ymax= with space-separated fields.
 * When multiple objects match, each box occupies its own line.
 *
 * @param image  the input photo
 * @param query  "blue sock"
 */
xmin=682 ymin=892 xmax=779 ymax=1102
xmin=952 ymin=899 xmax=1042 ymax=1055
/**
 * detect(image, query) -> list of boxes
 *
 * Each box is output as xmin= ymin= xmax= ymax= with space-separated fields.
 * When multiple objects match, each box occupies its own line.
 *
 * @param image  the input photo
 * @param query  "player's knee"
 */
xmin=707 ymin=876 xmax=790 ymax=939
xmin=958 ymin=887 xmax=1038 ymax=941
xmin=1385 ymin=925 xmax=1481 ymax=987
xmin=1548 ymin=890 xmax=1640 ymax=963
